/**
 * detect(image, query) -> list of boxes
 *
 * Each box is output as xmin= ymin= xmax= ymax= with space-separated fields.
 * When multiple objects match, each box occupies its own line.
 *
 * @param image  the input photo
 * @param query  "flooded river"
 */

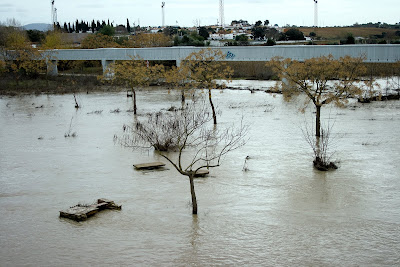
xmin=1 ymin=82 xmax=400 ymax=266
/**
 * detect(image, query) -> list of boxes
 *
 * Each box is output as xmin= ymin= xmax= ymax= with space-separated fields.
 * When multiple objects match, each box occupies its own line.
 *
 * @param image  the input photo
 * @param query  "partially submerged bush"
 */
xmin=117 ymin=111 xmax=181 ymax=152
xmin=303 ymin=122 xmax=338 ymax=171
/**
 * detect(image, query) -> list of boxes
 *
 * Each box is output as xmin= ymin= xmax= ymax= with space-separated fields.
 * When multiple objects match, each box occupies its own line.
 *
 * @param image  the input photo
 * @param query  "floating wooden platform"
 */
xmin=133 ymin=162 xmax=166 ymax=170
xmin=195 ymin=169 xmax=209 ymax=177
xmin=60 ymin=198 xmax=121 ymax=222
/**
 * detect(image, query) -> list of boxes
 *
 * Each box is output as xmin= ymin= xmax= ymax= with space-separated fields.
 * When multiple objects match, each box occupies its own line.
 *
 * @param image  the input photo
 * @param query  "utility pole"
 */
xmin=219 ymin=0 xmax=224 ymax=27
xmin=51 ymin=0 xmax=55 ymax=28
xmin=161 ymin=2 xmax=166 ymax=27
xmin=313 ymin=0 xmax=318 ymax=28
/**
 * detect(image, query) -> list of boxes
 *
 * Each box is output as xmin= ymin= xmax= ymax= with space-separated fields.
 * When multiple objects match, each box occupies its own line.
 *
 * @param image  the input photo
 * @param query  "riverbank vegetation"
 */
xmin=2 ymin=60 xmax=398 ymax=96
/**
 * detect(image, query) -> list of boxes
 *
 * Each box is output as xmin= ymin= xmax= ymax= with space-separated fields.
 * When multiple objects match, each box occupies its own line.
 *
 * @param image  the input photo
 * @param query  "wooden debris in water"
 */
xmin=194 ymin=169 xmax=209 ymax=177
xmin=133 ymin=162 xmax=166 ymax=170
xmin=59 ymin=198 xmax=121 ymax=222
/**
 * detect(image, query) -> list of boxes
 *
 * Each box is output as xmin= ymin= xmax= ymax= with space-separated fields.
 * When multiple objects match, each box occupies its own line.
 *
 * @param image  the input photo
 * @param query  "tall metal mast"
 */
xmin=51 ymin=0 xmax=57 ymax=28
xmin=161 ymin=2 xmax=165 ymax=27
xmin=219 ymin=0 xmax=224 ymax=27
xmin=313 ymin=0 xmax=318 ymax=27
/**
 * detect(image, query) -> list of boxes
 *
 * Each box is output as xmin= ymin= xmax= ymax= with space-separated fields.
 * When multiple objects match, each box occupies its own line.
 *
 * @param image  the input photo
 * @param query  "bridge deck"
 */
xmin=42 ymin=45 xmax=400 ymax=63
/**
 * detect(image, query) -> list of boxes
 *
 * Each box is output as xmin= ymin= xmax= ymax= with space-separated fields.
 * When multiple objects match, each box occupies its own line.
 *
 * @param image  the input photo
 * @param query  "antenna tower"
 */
xmin=313 ymin=0 xmax=318 ymax=27
xmin=219 ymin=0 xmax=224 ymax=27
xmin=161 ymin=2 xmax=165 ymax=27
xmin=51 ymin=0 xmax=57 ymax=27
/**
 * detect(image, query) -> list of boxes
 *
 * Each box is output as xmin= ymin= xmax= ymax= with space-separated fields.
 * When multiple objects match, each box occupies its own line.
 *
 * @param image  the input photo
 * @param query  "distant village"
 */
xmin=23 ymin=18 xmax=400 ymax=47
xmin=51 ymin=18 xmax=290 ymax=46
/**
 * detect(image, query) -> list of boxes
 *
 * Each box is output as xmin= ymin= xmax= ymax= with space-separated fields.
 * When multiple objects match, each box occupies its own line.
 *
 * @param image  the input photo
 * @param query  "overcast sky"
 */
xmin=1 ymin=0 xmax=399 ymax=27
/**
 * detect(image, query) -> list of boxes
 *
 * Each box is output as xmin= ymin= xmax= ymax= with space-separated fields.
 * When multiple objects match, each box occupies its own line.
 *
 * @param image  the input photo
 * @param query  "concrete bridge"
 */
xmin=42 ymin=45 xmax=400 ymax=75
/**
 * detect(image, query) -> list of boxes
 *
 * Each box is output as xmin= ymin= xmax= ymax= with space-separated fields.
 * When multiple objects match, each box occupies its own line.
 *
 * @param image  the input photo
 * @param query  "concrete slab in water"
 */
xmin=133 ymin=162 xmax=166 ymax=170
xmin=60 ymin=199 xmax=121 ymax=221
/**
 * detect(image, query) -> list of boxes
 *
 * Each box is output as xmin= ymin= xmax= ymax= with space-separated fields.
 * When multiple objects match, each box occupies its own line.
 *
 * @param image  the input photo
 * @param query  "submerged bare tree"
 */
xmin=302 ymin=119 xmax=338 ymax=171
xmin=115 ymin=101 xmax=247 ymax=214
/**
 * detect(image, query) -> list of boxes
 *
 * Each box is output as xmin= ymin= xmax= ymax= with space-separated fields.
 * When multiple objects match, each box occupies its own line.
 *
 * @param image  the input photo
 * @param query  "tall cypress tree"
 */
xmin=91 ymin=20 xmax=95 ymax=33
xmin=127 ymin=18 xmax=131 ymax=32
xmin=75 ymin=19 xmax=79 ymax=33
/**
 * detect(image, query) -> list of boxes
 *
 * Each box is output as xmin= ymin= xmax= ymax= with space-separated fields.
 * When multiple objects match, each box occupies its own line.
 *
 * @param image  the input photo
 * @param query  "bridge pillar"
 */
xmin=176 ymin=59 xmax=181 ymax=67
xmin=281 ymin=63 xmax=290 ymax=90
xmin=102 ymin=59 xmax=115 ymax=78
xmin=46 ymin=60 xmax=58 ymax=76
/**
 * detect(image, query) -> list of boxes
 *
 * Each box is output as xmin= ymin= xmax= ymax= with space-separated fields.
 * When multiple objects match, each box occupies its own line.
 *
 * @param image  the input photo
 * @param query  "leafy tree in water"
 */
xmin=103 ymin=57 xmax=165 ymax=114
xmin=182 ymin=48 xmax=233 ymax=124
xmin=269 ymin=55 xmax=369 ymax=170
xmin=165 ymin=63 xmax=192 ymax=103
xmin=116 ymin=100 xmax=247 ymax=214
xmin=268 ymin=55 xmax=367 ymax=137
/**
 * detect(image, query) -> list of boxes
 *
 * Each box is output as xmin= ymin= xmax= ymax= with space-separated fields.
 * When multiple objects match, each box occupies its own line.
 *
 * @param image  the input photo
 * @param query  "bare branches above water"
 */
xmin=302 ymin=119 xmax=338 ymax=171
xmin=114 ymin=100 xmax=248 ymax=214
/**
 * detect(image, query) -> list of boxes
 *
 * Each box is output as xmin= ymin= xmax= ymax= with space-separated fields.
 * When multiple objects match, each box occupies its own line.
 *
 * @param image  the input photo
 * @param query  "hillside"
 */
xmin=23 ymin=23 xmax=52 ymax=32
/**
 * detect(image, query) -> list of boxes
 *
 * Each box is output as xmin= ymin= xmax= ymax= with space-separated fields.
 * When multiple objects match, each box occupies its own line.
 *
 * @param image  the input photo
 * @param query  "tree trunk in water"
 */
xmin=133 ymin=89 xmax=137 ymax=115
xmin=315 ymin=105 xmax=321 ymax=137
xmin=189 ymin=175 xmax=198 ymax=215
xmin=181 ymin=90 xmax=185 ymax=103
xmin=208 ymin=89 xmax=217 ymax=125
xmin=315 ymin=136 xmax=321 ymax=159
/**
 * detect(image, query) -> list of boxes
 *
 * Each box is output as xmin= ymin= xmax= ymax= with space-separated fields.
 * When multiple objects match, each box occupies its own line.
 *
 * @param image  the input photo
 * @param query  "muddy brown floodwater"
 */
xmin=1 ymin=81 xmax=400 ymax=266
